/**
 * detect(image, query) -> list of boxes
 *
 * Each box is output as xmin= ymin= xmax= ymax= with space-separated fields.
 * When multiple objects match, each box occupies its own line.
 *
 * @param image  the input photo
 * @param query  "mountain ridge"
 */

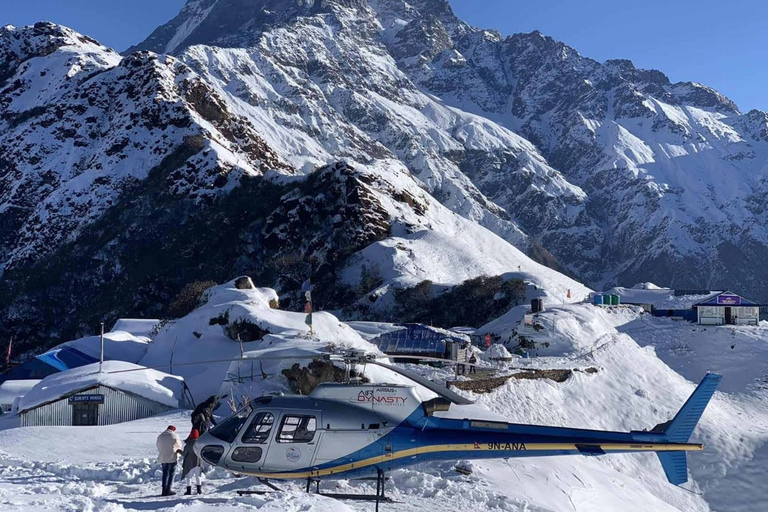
xmin=128 ymin=0 xmax=768 ymax=296
xmin=3 ymin=0 xmax=768 ymax=354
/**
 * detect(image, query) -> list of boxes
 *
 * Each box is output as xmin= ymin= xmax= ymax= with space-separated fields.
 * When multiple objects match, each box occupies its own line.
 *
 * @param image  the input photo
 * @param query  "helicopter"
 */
xmin=189 ymin=350 xmax=722 ymax=508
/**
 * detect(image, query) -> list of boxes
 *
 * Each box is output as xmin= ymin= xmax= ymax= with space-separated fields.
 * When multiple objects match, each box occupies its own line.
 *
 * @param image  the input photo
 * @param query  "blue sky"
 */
xmin=3 ymin=0 xmax=765 ymax=112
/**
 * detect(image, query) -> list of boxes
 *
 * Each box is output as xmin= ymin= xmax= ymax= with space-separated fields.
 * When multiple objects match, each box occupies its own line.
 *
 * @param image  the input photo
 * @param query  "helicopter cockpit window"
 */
xmin=241 ymin=412 xmax=274 ymax=444
xmin=209 ymin=403 xmax=253 ymax=443
xmin=277 ymin=415 xmax=317 ymax=443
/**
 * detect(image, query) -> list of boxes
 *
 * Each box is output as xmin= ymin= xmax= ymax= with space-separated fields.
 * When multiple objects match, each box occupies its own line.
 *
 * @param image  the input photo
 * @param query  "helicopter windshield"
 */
xmin=209 ymin=402 xmax=253 ymax=443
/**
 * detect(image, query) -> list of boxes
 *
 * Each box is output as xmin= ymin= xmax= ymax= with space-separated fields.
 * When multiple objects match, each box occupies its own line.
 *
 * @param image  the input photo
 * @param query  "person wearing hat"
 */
xmin=156 ymin=425 xmax=183 ymax=496
xmin=180 ymin=429 xmax=204 ymax=495
xmin=191 ymin=395 xmax=220 ymax=435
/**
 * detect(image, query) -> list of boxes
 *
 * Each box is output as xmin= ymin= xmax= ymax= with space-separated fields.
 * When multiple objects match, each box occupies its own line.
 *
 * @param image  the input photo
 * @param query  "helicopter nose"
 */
xmin=195 ymin=431 xmax=229 ymax=466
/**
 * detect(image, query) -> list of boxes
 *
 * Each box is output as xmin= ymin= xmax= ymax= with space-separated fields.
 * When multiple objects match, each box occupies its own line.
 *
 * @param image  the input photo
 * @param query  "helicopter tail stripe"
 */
xmin=660 ymin=373 xmax=722 ymax=443
xmin=656 ymin=451 xmax=688 ymax=485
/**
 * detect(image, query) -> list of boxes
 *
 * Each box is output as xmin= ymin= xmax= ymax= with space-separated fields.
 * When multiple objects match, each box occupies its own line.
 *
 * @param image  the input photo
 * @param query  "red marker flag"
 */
xmin=566 ymin=289 xmax=571 ymax=299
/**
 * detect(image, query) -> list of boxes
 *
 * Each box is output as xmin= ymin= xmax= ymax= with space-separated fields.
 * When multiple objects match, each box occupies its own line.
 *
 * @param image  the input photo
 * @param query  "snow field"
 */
xmin=2 ymin=288 xmax=768 ymax=511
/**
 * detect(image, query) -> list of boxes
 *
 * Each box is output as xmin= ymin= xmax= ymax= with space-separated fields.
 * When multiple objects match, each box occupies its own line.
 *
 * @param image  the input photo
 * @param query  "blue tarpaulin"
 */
xmin=35 ymin=347 xmax=99 ymax=372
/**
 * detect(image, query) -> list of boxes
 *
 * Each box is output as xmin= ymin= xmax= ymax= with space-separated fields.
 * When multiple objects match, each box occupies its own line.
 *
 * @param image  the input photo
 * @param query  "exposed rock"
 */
xmin=281 ymin=360 xmax=368 ymax=395
xmin=234 ymin=276 xmax=256 ymax=290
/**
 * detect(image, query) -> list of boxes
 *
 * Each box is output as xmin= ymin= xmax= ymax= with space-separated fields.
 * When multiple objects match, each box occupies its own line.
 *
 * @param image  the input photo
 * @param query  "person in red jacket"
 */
xmin=181 ymin=429 xmax=204 ymax=495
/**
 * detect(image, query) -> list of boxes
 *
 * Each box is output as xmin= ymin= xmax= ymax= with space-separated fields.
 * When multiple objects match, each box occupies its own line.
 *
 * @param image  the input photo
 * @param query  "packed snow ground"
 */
xmin=2 ymin=300 xmax=768 ymax=511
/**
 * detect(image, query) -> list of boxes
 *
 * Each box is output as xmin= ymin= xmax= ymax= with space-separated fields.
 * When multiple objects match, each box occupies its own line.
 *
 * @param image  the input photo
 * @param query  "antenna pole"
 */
xmin=238 ymin=333 xmax=243 ymax=382
xmin=99 ymin=322 xmax=105 ymax=372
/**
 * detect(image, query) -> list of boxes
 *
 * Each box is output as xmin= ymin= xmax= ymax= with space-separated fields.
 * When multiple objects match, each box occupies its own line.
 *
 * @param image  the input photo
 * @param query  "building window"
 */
xmin=699 ymin=306 xmax=721 ymax=318
xmin=242 ymin=412 xmax=274 ymax=444
xmin=277 ymin=415 xmax=317 ymax=443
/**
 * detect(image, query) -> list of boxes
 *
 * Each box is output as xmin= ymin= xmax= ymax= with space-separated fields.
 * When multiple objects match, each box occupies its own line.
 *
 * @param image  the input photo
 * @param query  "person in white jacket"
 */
xmin=156 ymin=425 xmax=183 ymax=496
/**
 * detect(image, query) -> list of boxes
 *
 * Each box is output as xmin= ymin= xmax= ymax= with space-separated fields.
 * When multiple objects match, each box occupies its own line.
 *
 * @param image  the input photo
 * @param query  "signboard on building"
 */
xmin=717 ymin=294 xmax=742 ymax=306
xmin=68 ymin=394 xmax=104 ymax=404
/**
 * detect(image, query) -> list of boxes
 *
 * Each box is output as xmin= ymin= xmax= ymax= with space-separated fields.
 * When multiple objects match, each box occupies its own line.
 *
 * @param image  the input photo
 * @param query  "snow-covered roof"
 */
xmin=18 ymin=361 xmax=184 ymax=412
xmin=110 ymin=319 xmax=161 ymax=338
xmin=0 ymin=380 xmax=40 ymax=405
xmin=140 ymin=279 xmax=378 ymax=403
xmin=694 ymin=291 xmax=760 ymax=307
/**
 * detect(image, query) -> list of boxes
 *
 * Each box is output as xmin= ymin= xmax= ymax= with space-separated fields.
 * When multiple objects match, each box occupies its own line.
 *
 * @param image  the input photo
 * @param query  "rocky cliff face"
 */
xmin=3 ymin=0 xmax=768 ymax=353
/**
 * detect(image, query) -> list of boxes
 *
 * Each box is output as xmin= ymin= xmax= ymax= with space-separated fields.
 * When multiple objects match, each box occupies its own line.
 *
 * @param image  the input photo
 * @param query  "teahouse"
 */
xmin=18 ymin=361 xmax=188 ymax=426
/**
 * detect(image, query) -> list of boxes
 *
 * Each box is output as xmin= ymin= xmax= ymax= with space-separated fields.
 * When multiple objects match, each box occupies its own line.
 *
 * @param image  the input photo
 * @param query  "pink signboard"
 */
xmin=717 ymin=294 xmax=742 ymax=306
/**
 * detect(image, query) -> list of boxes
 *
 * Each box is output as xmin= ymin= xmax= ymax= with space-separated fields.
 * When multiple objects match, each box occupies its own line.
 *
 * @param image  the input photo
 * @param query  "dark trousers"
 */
xmin=161 ymin=462 xmax=177 ymax=494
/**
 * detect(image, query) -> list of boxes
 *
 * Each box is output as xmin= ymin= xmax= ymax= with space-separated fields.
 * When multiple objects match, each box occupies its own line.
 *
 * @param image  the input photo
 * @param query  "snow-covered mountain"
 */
xmin=130 ymin=0 xmax=768 ymax=297
xmin=0 ymin=16 xmax=580 ymax=353
xmin=3 ymin=0 xmax=768 ymax=352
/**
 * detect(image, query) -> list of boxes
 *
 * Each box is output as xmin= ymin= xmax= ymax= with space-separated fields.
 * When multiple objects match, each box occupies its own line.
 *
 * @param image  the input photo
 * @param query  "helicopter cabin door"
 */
xmin=261 ymin=410 xmax=322 ymax=471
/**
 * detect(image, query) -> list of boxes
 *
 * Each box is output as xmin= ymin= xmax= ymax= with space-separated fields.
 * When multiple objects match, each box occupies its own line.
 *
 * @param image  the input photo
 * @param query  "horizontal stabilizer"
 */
xmin=657 ymin=451 xmax=688 ymax=485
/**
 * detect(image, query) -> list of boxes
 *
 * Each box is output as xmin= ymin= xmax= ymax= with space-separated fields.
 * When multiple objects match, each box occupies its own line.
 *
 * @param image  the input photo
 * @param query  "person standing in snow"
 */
xmin=468 ymin=353 xmax=477 ymax=375
xmin=181 ymin=429 xmax=204 ymax=495
xmin=156 ymin=425 xmax=183 ymax=496
xmin=191 ymin=395 xmax=219 ymax=435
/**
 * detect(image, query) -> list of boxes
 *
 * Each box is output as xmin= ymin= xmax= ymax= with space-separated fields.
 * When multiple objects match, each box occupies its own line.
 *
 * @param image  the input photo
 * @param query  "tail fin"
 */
xmin=654 ymin=373 xmax=722 ymax=485
xmin=655 ymin=373 xmax=722 ymax=443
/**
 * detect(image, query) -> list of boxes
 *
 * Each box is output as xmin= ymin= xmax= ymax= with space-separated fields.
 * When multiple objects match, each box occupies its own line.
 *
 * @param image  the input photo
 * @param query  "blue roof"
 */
xmin=35 ymin=347 xmax=99 ymax=372
xmin=694 ymin=291 xmax=759 ymax=307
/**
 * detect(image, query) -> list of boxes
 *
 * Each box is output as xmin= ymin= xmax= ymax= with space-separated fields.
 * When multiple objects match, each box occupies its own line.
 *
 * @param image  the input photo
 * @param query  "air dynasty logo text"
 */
xmin=476 ymin=442 xmax=527 ymax=451
xmin=357 ymin=390 xmax=408 ymax=405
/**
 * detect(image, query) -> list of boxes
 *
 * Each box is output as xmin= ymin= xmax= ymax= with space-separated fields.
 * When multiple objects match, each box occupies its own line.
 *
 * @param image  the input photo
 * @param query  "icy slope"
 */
xmin=474 ymin=305 xmax=768 ymax=512
xmin=3 ymin=302 xmax=768 ymax=511
xmin=341 ymin=160 xmax=590 ymax=307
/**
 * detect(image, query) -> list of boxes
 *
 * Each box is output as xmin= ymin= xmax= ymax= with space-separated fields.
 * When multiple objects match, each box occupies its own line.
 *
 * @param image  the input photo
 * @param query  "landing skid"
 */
xmin=306 ymin=470 xmax=394 ymax=512
xmin=235 ymin=478 xmax=283 ymax=495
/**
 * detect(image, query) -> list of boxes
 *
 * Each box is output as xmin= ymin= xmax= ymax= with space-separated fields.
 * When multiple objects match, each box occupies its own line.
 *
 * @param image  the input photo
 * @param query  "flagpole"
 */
xmin=99 ymin=323 xmax=105 ymax=373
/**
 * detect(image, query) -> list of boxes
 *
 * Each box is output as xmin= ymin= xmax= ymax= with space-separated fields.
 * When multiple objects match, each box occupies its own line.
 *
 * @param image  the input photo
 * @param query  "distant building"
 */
xmin=18 ymin=361 xmax=188 ymax=427
xmin=370 ymin=324 xmax=470 ymax=361
xmin=596 ymin=286 xmax=761 ymax=326
xmin=694 ymin=292 xmax=760 ymax=326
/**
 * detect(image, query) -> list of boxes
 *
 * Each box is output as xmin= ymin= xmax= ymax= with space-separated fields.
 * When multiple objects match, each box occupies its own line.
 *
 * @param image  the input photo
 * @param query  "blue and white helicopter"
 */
xmin=194 ymin=351 xmax=722 ymax=507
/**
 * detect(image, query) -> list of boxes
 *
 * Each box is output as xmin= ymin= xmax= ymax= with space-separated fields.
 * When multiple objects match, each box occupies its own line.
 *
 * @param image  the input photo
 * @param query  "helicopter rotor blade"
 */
xmin=377 ymin=354 xmax=485 ymax=368
xmin=366 ymin=359 xmax=474 ymax=405
xmin=106 ymin=353 xmax=331 ymax=374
